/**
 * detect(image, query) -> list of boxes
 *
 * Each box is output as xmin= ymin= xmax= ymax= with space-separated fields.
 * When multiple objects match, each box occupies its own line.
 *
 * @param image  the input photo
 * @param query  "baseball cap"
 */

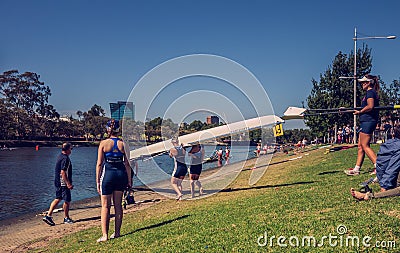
xmin=358 ymin=76 xmax=372 ymax=82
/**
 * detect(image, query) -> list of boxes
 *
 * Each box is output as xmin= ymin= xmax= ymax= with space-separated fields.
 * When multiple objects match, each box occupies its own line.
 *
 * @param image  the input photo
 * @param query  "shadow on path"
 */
xmin=74 ymin=214 xmax=116 ymax=223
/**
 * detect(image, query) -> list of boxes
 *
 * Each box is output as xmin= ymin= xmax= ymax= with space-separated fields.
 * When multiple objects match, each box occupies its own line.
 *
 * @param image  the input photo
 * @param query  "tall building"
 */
xmin=206 ymin=116 xmax=219 ymax=125
xmin=109 ymin=101 xmax=135 ymax=121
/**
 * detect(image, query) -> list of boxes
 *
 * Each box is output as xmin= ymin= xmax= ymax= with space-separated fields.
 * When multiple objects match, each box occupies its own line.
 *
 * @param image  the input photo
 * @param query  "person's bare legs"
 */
xmin=47 ymin=198 xmax=61 ymax=216
xmin=177 ymin=178 xmax=183 ymax=193
xmin=350 ymin=187 xmax=399 ymax=200
xmin=197 ymin=180 xmax=203 ymax=195
xmin=112 ymin=191 xmax=124 ymax=238
xmin=350 ymin=188 xmax=370 ymax=200
xmin=355 ymin=134 xmax=366 ymax=168
xmin=63 ymin=201 xmax=70 ymax=219
xmin=97 ymin=194 xmax=112 ymax=242
xmin=171 ymin=177 xmax=182 ymax=200
xmin=358 ymin=132 xmax=376 ymax=166
xmin=190 ymin=180 xmax=195 ymax=198
xmin=189 ymin=174 xmax=201 ymax=198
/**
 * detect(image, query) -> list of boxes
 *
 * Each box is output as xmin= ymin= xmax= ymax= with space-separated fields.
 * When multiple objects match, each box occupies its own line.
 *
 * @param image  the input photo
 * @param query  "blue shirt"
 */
xmin=359 ymin=89 xmax=379 ymax=122
xmin=54 ymin=153 xmax=72 ymax=187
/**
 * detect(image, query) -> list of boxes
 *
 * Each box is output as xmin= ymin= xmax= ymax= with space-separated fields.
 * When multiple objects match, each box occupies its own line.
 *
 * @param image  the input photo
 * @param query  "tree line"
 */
xmin=0 ymin=71 xmax=226 ymax=142
xmin=306 ymin=45 xmax=400 ymax=139
xmin=2 ymin=46 xmax=398 ymax=144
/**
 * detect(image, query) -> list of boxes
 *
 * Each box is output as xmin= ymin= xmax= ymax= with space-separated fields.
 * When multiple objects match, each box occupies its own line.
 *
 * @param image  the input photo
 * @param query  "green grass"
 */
xmin=32 ymin=145 xmax=400 ymax=252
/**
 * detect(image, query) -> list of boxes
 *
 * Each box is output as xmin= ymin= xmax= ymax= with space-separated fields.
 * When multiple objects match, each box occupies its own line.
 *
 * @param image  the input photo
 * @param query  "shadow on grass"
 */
xmin=242 ymin=159 xmax=291 ymax=171
xmin=318 ymin=171 xmax=341 ymax=175
xmin=220 ymin=181 xmax=315 ymax=193
xmin=123 ymin=215 xmax=190 ymax=236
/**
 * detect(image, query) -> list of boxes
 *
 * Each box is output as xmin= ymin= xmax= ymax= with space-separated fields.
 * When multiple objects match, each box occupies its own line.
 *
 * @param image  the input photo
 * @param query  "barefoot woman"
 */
xmin=96 ymin=119 xmax=132 ymax=242
xmin=169 ymin=137 xmax=187 ymax=200
xmin=188 ymin=142 xmax=205 ymax=198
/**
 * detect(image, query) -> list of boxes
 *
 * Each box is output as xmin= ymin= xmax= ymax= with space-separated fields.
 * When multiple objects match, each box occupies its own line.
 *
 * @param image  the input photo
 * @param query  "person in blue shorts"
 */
xmin=345 ymin=74 xmax=379 ymax=176
xmin=188 ymin=142 xmax=205 ymax=198
xmin=42 ymin=143 xmax=74 ymax=226
xmin=96 ymin=119 xmax=132 ymax=242
xmin=169 ymin=137 xmax=188 ymax=200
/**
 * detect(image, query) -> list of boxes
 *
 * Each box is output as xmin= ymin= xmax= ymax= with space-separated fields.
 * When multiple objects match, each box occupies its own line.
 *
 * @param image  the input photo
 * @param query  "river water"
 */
xmin=0 ymin=145 xmax=256 ymax=221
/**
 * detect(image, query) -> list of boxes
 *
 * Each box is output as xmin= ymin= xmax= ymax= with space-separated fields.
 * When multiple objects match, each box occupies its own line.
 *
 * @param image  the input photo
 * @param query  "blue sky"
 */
xmin=1 ymin=0 xmax=399 ymax=129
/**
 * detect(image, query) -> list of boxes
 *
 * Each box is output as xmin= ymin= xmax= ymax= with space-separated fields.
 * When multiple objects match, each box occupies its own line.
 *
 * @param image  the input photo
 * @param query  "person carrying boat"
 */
xmin=217 ymin=147 xmax=223 ymax=161
xmin=169 ymin=137 xmax=188 ymax=201
xmin=188 ymin=142 xmax=205 ymax=198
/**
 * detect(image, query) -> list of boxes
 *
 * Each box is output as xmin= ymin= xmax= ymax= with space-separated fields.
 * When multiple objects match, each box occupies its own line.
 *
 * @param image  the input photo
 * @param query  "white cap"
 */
xmin=358 ymin=76 xmax=372 ymax=82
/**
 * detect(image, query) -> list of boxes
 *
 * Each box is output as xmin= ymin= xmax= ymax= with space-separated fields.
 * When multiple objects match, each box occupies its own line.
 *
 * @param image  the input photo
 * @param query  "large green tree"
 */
xmin=82 ymin=104 xmax=108 ymax=140
xmin=0 ymin=99 xmax=14 ymax=139
xmin=306 ymin=46 xmax=373 ymax=136
xmin=0 ymin=70 xmax=58 ymax=138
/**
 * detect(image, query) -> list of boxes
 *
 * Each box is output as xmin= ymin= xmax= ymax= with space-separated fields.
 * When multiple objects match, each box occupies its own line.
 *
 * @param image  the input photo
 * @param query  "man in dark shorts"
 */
xmin=43 ymin=143 xmax=74 ymax=226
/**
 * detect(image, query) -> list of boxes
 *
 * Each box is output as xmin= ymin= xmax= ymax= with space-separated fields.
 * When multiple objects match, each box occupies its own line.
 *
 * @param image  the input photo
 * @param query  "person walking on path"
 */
xmin=345 ymin=74 xmax=380 ymax=176
xmin=96 ymin=119 xmax=132 ymax=242
xmin=42 ymin=143 xmax=74 ymax=226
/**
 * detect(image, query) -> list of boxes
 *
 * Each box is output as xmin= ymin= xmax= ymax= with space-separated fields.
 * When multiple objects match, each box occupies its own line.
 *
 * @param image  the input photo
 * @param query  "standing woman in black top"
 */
xmin=345 ymin=74 xmax=379 ymax=175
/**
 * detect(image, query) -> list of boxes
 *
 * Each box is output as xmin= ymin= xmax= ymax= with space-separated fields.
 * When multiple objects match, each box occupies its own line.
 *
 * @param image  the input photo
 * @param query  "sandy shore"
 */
xmin=0 ymin=155 xmax=275 ymax=252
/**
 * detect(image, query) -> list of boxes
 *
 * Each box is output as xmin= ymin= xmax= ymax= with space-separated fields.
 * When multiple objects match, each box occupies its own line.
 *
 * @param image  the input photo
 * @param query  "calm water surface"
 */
xmin=0 ymin=145 xmax=255 ymax=221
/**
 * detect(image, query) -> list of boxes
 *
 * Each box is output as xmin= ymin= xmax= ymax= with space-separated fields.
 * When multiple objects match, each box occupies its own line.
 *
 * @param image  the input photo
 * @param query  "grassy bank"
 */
xmin=32 ymin=146 xmax=399 ymax=252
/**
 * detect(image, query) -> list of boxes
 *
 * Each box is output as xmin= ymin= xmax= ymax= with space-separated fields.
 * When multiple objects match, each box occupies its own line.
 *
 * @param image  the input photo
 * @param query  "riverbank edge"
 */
xmin=0 ymin=152 xmax=259 ymax=226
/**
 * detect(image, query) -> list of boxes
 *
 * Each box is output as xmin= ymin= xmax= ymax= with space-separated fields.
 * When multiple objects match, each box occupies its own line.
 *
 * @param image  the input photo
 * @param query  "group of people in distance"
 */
xmin=344 ymin=74 xmax=400 ymax=200
xmin=169 ymin=138 xmax=205 ymax=200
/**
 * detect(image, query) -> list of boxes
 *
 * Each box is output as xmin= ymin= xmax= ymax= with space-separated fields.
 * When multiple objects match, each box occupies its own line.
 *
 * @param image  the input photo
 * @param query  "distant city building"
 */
xmin=206 ymin=116 xmax=219 ymax=125
xmin=109 ymin=101 xmax=135 ymax=121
